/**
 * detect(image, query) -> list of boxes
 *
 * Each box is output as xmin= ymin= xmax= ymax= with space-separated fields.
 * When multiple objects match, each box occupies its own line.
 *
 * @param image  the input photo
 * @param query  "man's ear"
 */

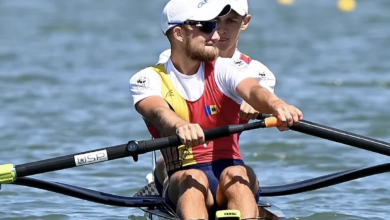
xmin=172 ymin=26 xmax=185 ymax=42
xmin=241 ymin=14 xmax=252 ymax=31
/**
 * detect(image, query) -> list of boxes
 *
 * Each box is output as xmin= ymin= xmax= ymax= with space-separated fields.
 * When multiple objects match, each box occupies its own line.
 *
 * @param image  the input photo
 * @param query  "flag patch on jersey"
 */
xmin=205 ymin=105 xmax=217 ymax=116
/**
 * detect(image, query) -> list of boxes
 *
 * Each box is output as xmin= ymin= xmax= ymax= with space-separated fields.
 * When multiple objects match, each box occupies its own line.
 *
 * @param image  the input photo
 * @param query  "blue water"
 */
xmin=1 ymin=0 xmax=390 ymax=219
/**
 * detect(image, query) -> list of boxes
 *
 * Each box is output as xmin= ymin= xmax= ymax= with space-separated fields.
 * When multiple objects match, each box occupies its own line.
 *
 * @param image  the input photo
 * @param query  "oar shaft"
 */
xmin=15 ymin=144 xmax=129 ymax=177
xmin=256 ymin=114 xmax=390 ymax=156
xmin=9 ymin=117 xmax=279 ymax=180
xmin=291 ymin=120 xmax=390 ymax=156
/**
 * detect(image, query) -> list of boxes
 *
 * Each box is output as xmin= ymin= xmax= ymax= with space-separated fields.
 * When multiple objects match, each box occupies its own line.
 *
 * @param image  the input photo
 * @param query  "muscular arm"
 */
xmin=130 ymin=67 xmax=204 ymax=146
xmin=215 ymin=58 xmax=282 ymax=114
xmin=135 ymin=96 xmax=188 ymax=136
xmin=129 ymin=68 xmax=186 ymax=136
xmin=236 ymin=78 xmax=281 ymax=114
xmin=214 ymin=57 xmax=302 ymax=128
xmin=236 ymin=77 xmax=302 ymax=129
xmin=239 ymin=60 xmax=277 ymax=120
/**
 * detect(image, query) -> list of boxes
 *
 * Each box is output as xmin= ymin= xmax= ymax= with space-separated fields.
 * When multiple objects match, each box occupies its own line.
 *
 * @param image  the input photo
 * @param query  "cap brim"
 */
xmin=230 ymin=6 xmax=247 ymax=16
xmin=189 ymin=2 xmax=231 ymax=21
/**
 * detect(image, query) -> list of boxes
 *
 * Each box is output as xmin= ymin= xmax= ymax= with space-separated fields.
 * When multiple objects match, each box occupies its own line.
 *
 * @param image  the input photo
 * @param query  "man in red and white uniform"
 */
xmin=129 ymin=0 xmax=303 ymax=219
xmin=157 ymin=0 xmax=276 ymax=120
xmin=153 ymin=0 xmax=276 ymax=201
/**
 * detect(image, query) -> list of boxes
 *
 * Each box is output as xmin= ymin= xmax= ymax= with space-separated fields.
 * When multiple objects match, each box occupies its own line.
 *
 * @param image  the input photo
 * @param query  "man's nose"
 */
xmin=217 ymin=22 xmax=227 ymax=35
xmin=211 ymin=29 xmax=220 ymax=42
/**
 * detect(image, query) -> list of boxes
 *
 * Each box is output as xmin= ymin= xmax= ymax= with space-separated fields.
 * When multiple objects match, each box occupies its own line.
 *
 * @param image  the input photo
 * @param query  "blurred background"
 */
xmin=1 ymin=0 xmax=390 ymax=219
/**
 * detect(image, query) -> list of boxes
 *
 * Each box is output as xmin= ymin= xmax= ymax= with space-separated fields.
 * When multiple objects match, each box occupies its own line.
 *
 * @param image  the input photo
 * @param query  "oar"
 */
xmin=0 ymin=117 xmax=280 ymax=184
xmin=9 ymin=162 xmax=390 ymax=207
xmin=256 ymin=114 xmax=390 ymax=157
xmin=261 ymin=162 xmax=390 ymax=196
xmin=12 ymin=177 xmax=164 ymax=207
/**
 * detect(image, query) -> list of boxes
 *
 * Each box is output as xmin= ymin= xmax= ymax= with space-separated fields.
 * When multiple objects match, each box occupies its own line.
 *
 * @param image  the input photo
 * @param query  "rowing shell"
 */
xmin=134 ymin=181 xmax=286 ymax=220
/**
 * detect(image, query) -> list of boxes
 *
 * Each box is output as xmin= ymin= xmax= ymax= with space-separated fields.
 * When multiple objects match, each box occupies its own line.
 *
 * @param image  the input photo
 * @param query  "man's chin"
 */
xmin=185 ymin=43 xmax=219 ymax=62
xmin=215 ymin=42 xmax=230 ymax=51
xmin=205 ymin=47 xmax=219 ymax=61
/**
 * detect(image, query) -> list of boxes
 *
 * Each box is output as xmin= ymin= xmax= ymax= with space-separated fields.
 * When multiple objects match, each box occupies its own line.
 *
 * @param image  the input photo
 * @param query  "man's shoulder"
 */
xmin=246 ymin=60 xmax=276 ymax=84
xmin=157 ymin=49 xmax=171 ymax=64
xmin=238 ymin=52 xmax=252 ymax=64
xmin=234 ymin=50 xmax=266 ymax=67
xmin=233 ymin=51 xmax=276 ymax=80
xmin=216 ymin=56 xmax=249 ymax=67
xmin=129 ymin=66 xmax=161 ymax=86
xmin=247 ymin=59 xmax=269 ymax=70
xmin=214 ymin=57 xmax=251 ymax=75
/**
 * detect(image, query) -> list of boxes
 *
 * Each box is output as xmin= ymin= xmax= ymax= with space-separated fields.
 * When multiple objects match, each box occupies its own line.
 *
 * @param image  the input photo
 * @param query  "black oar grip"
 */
xmin=136 ymin=124 xmax=245 ymax=153
xmin=257 ymin=113 xmax=272 ymax=119
xmin=135 ymin=136 xmax=181 ymax=154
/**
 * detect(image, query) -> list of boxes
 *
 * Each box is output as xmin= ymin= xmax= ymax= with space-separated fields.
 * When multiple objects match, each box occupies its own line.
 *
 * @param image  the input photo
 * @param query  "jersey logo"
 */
xmin=233 ymin=59 xmax=248 ymax=70
xmin=258 ymin=72 xmax=266 ymax=78
xmin=165 ymin=89 xmax=174 ymax=98
xmin=135 ymin=76 xmax=150 ymax=91
xmin=234 ymin=60 xmax=244 ymax=66
xmin=205 ymin=105 xmax=218 ymax=116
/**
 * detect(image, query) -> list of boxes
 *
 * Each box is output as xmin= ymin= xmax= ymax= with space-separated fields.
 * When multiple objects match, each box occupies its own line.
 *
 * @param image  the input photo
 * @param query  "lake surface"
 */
xmin=1 ymin=0 xmax=390 ymax=219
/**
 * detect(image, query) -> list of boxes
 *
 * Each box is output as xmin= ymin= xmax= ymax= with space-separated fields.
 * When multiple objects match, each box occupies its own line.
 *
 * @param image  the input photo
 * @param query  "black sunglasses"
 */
xmin=168 ymin=20 xmax=217 ymax=34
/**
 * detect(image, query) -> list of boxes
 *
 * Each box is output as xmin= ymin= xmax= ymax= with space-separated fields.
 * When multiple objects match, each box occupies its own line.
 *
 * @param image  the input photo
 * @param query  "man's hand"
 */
xmin=269 ymin=99 xmax=303 ymax=131
xmin=240 ymin=101 xmax=259 ymax=120
xmin=175 ymin=123 xmax=205 ymax=147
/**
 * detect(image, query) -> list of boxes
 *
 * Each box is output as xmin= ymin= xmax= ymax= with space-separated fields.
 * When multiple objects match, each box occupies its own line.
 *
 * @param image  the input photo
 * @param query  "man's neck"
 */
xmin=170 ymin=50 xmax=201 ymax=76
xmin=219 ymin=47 xmax=235 ymax=58
xmin=219 ymin=41 xmax=239 ymax=58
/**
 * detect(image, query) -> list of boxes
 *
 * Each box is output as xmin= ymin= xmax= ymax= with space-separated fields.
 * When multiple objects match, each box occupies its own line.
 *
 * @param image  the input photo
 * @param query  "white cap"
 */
xmin=161 ymin=0 xmax=232 ymax=34
xmin=230 ymin=0 xmax=248 ymax=16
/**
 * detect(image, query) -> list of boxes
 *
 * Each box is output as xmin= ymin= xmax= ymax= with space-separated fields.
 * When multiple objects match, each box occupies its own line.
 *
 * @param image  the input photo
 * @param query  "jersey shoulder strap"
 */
xmin=150 ymin=64 xmax=190 ymax=122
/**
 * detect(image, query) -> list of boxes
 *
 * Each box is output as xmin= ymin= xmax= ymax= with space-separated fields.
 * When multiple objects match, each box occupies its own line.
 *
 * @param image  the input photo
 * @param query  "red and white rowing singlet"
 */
xmin=148 ymin=62 xmax=244 ymax=172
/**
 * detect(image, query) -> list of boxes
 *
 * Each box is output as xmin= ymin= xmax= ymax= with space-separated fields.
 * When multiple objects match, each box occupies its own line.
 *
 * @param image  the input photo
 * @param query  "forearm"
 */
xmin=236 ymin=78 xmax=283 ymax=113
xmin=140 ymin=104 xmax=205 ymax=147
xmin=236 ymin=77 xmax=302 ymax=129
xmin=246 ymin=86 xmax=282 ymax=113
xmin=144 ymin=106 xmax=188 ymax=136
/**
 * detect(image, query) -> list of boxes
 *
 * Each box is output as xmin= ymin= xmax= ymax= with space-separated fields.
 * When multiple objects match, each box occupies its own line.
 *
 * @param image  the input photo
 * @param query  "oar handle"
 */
xmin=1 ymin=117 xmax=280 ymax=183
xmin=257 ymin=113 xmax=273 ymax=119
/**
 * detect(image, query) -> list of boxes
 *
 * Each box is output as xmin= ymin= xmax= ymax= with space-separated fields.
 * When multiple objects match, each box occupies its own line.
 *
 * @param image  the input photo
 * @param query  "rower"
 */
xmin=129 ymin=0 xmax=303 ymax=219
xmin=153 ymin=0 xmax=277 ymax=200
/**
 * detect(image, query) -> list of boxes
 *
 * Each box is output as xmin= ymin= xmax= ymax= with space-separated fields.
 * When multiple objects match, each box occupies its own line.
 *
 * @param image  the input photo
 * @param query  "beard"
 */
xmin=184 ymin=35 xmax=219 ymax=62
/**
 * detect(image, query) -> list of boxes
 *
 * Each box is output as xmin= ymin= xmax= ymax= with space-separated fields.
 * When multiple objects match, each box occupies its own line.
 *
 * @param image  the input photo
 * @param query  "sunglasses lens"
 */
xmin=199 ymin=21 xmax=216 ymax=34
